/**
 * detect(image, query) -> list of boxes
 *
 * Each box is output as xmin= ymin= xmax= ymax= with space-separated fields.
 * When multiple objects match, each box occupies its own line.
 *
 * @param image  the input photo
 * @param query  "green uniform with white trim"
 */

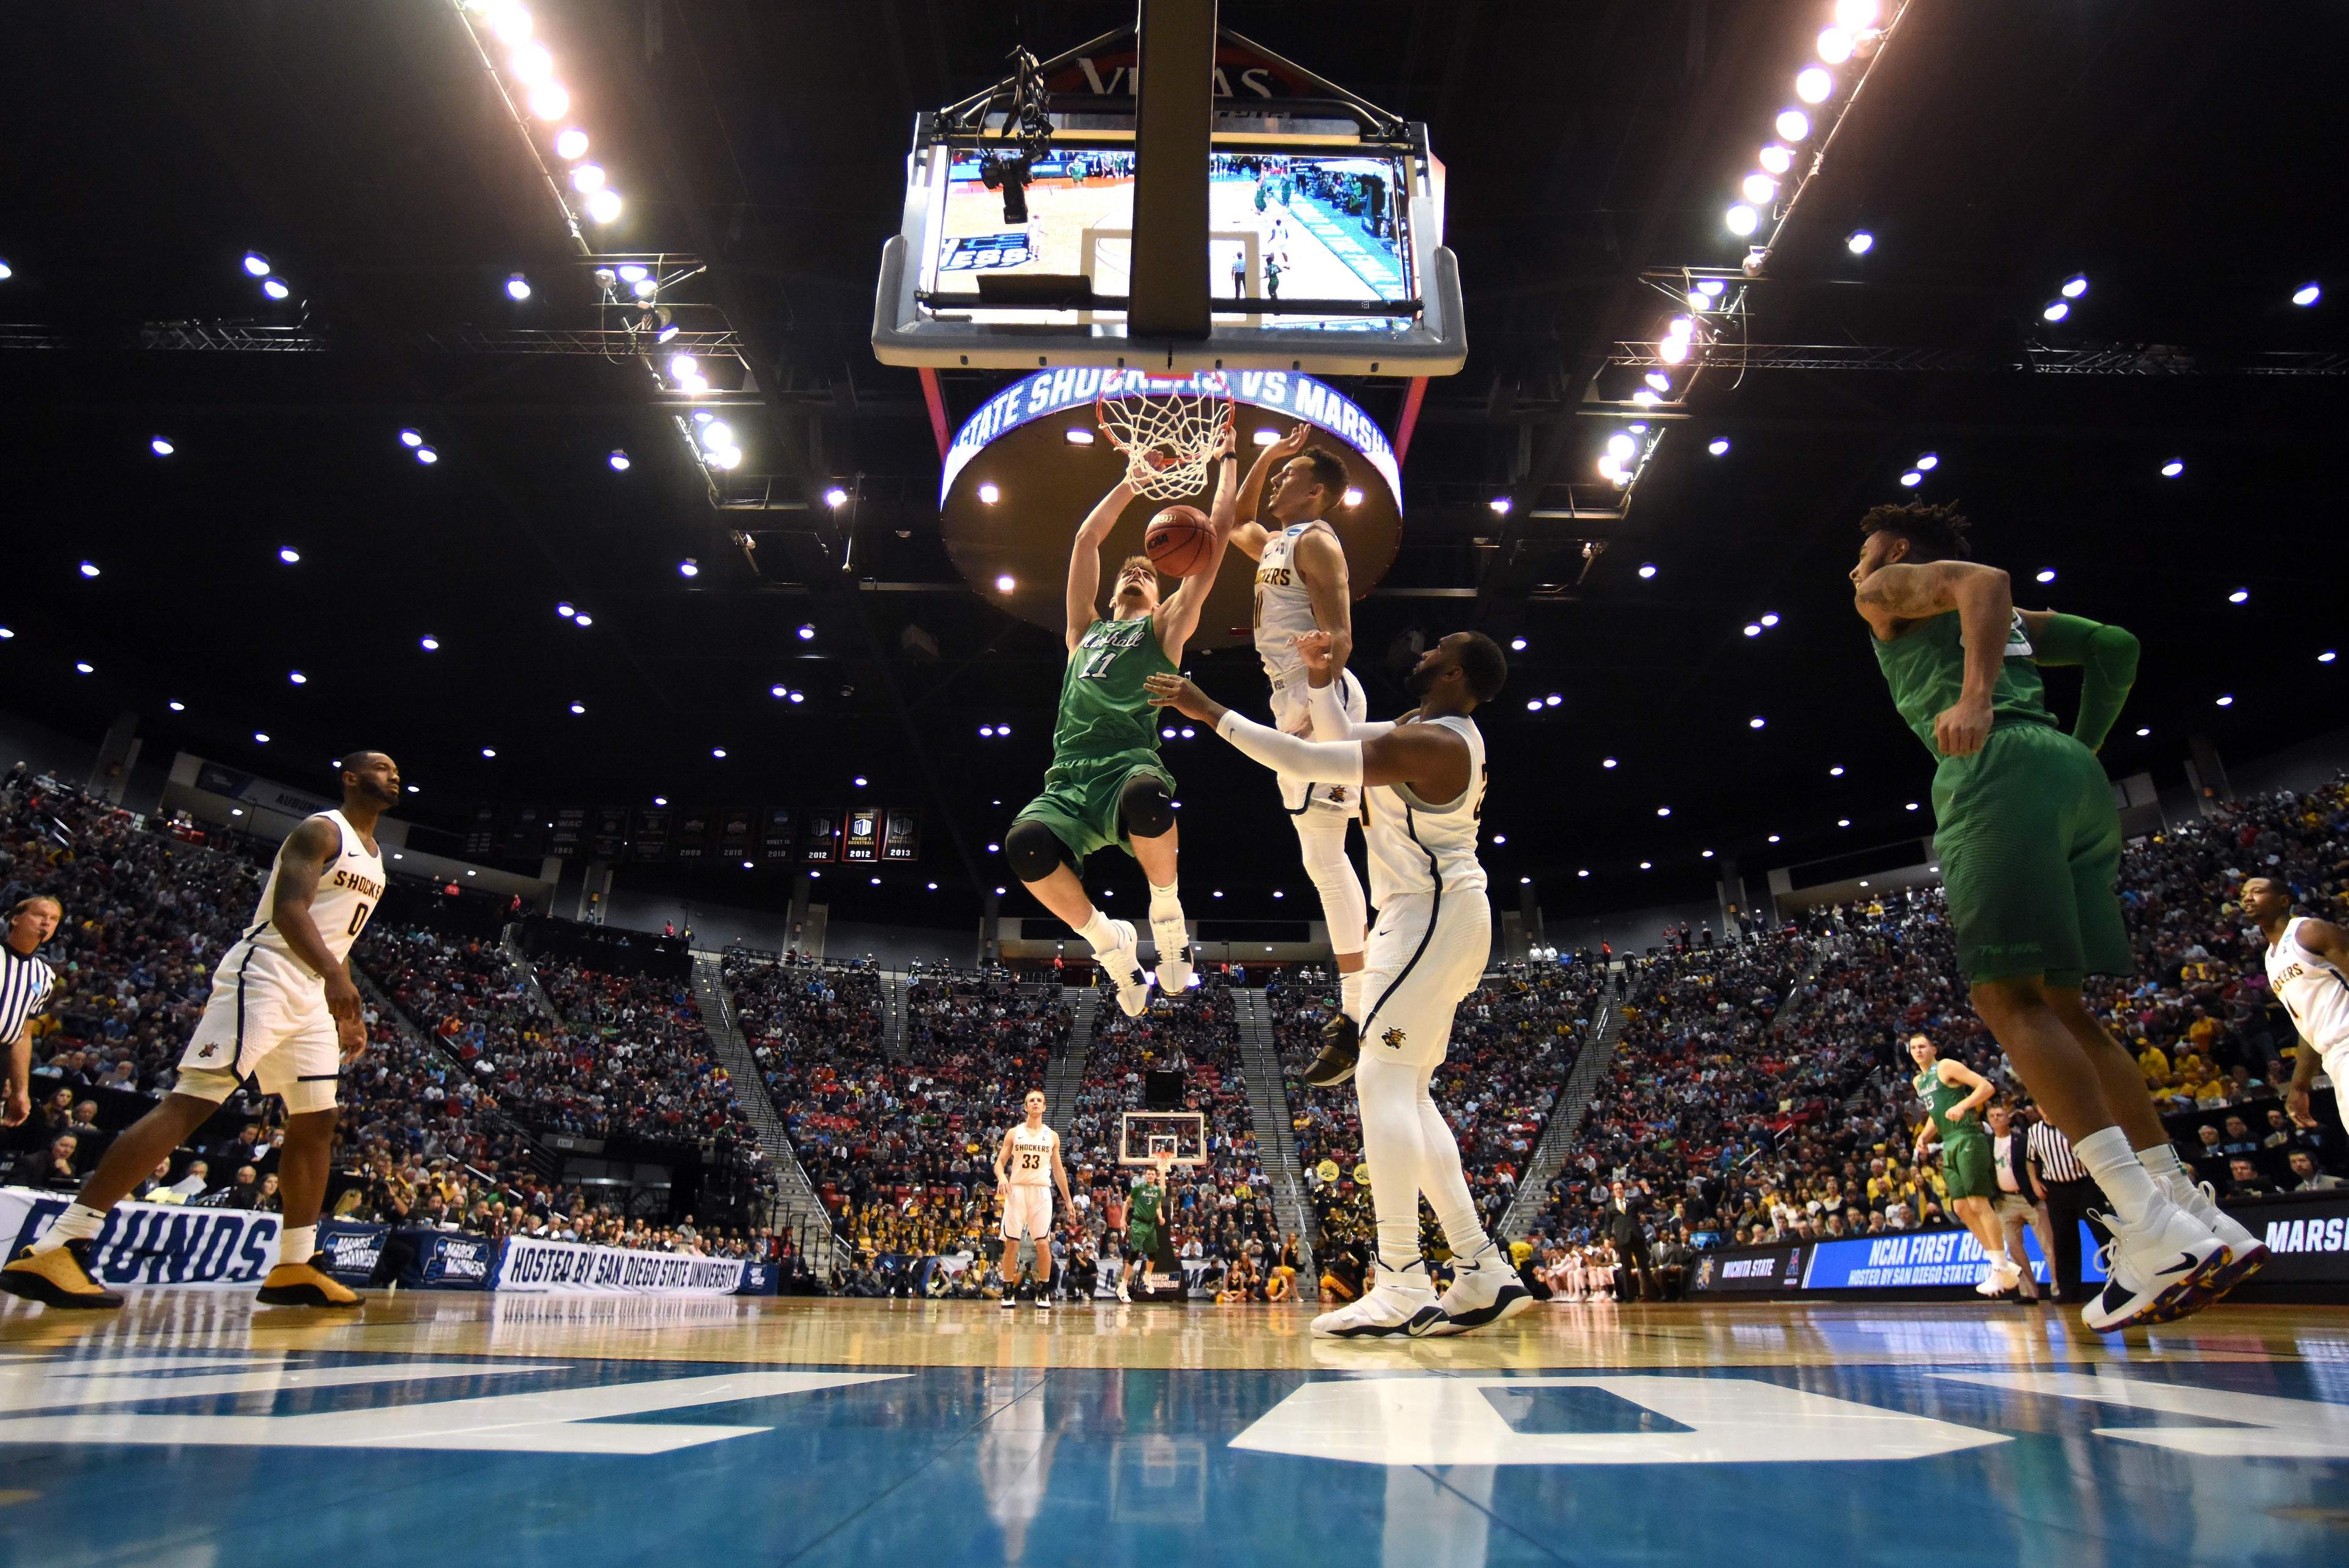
xmin=1872 ymin=608 xmax=2131 ymax=986
xmin=1126 ymin=1179 xmax=1164 ymax=1260
xmin=1014 ymin=614 xmax=1178 ymax=862
xmin=1916 ymin=1066 xmax=1994 ymax=1201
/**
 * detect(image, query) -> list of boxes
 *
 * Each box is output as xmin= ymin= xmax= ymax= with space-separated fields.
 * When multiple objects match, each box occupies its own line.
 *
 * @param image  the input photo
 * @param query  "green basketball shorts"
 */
xmin=1931 ymin=721 xmax=2131 ymax=987
xmin=1127 ymin=1223 xmax=1160 ymax=1259
xmin=1011 ymin=750 xmax=1175 ymax=863
xmin=1939 ymin=1135 xmax=1995 ymax=1202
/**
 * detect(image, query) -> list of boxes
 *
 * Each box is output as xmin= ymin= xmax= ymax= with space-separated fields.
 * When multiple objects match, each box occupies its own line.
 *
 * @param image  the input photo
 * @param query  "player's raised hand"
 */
xmin=1143 ymin=672 xmax=1220 ymax=724
xmin=1268 ymin=423 xmax=1314 ymax=462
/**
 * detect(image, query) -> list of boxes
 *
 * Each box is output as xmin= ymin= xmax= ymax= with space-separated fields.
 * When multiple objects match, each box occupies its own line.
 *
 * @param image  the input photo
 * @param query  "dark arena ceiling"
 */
xmin=2 ymin=1 xmax=2345 ymax=931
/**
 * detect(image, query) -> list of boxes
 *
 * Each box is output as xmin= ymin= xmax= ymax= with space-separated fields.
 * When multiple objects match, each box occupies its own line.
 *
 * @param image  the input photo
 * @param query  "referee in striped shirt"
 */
xmin=2025 ymin=1111 xmax=2105 ymax=1304
xmin=3 ymin=896 xmax=64 ymax=1130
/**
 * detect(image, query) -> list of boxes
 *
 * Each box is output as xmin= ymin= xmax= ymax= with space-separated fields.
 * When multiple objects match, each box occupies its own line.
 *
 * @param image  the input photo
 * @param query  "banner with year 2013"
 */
xmin=491 ymin=1233 xmax=749 ymax=1295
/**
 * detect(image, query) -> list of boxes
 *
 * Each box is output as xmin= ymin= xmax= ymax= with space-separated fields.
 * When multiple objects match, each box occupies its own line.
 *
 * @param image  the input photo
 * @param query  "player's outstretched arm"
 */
xmin=1156 ymin=441 xmax=1240 ymax=664
xmin=1066 ymin=478 xmax=1137 ymax=651
xmin=1854 ymin=560 xmax=2012 ymax=756
xmin=2020 ymin=609 xmax=2140 ymax=752
xmin=1296 ymin=631 xmax=1393 ymax=742
xmin=1230 ymin=422 xmax=1311 ymax=561
xmin=1143 ymin=673 xmax=1468 ymax=800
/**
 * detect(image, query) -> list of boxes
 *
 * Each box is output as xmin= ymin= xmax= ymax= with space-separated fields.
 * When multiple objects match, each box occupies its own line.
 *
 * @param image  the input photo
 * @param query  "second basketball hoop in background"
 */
xmin=1144 ymin=505 xmax=1214 ymax=576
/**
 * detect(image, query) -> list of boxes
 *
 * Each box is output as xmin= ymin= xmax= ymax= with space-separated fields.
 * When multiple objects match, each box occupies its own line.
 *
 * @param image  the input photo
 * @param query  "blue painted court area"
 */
xmin=4 ymin=1342 xmax=2347 ymax=1568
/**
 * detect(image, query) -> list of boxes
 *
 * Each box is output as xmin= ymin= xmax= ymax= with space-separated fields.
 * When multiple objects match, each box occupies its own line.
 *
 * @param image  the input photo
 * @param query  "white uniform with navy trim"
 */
xmin=1358 ymin=715 xmax=1491 ymax=1068
xmin=1001 ymin=1123 xmax=1059 ymax=1240
xmin=179 ymin=810 xmax=385 ymax=1110
xmin=2267 ymin=916 xmax=2349 ymax=1122
xmin=1255 ymin=519 xmax=1368 ymax=814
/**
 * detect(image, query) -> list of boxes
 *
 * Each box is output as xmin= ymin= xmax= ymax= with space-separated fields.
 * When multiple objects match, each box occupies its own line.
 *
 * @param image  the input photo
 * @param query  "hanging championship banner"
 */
xmin=883 ymin=808 xmax=921 ymax=861
xmin=717 ymin=806 xmax=755 ymax=860
xmin=672 ymin=808 xmax=712 ymax=861
xmin=633 ymin=806 xmax=672 ymax=861
xmin=463 ymin=805 xmax=497 ymax=858
xmin=497 ymin=804 xmax=546 ymax=858
xmin=549 ymin=806 xmax=587 ymax=858
xmin=803 ymin=808 xmax=841 ymax=863
xmin=761 ymin=807 xmax=797 ymax=862
xmin=590 ymin=808 xmax=629 ymax=860
xmin=843 ymin=808 xmax=881 ymax=863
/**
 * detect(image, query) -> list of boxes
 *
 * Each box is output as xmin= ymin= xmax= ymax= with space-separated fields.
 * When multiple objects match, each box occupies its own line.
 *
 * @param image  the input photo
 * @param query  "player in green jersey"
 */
xmin=1004 ymin=431 xmax=1238 ymax=1018
xmin=1905 ymin=1033 xmax=2017 ymax=1296
xmin=1119 ymin=1165 xmax=1167 ymax=1303
xmin=1852 ymin=502 xmax=2247 ymax=1331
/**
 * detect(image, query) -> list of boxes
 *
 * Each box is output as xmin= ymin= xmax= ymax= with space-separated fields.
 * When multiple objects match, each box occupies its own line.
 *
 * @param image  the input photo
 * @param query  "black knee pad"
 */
xmin=1003 ymin=819 xmax=1074 ymax=882
xmin=1118 ymin=773 xmax=1176 ymax=841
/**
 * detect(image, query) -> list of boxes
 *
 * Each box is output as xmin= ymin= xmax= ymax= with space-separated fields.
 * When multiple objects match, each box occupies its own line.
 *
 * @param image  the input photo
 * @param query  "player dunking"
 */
xmin=2242 ymin=878 xmax=2349 ymax=1139
xmin=1228 ymin=424 xmax=1374 ymax=1024
xmin=2 ymin=752 xmax=399 ymax=1310
xmin=1146 ymin=629 xmax=1529 ymax=1337
xmin=1850 ymin=502 xmax=2260 ymax=1331
xmin=993 ymin=1090 xmax=1074 ymax=1312
xmin=1003 ymin=434 xmax=1237 ymax=1017
xmin=1905 ymin=1032 xmax=2022 ymax=1296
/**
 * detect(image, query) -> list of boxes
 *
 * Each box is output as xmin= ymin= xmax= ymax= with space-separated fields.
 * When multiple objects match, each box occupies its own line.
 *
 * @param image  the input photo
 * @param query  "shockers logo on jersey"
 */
xmin=1382 ymin=1027 xmax=1406 ymax=1050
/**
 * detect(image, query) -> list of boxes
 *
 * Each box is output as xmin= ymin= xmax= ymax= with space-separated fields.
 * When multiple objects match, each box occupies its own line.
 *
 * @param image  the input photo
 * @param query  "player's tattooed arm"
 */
xmin=1855 ymin=560 xmax=2013 ymax=756
xmin=273 ymin=814 xmax=368 ymax=1055
xmin=1066 ymin=478 xmax=1136 ymax=650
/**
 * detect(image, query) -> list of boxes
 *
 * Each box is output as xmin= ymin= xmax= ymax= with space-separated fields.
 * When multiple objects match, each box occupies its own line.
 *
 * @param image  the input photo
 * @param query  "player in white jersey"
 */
xmin=2245 ymin=876 xmax=2349 ymax=1138
xmin=1227 ymin=425 xmax=1375 ymax=1022
xmin=2 ymin=752 xmax=400 ymax=1312
xmin=992 ymin=1089 xmax=1074 ymax=1310
xmin=1145 ymin=630 xmax=1531 ymax=1339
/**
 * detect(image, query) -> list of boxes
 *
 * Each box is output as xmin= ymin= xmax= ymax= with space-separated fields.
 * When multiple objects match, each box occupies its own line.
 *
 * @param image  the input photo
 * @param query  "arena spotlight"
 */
xmin=2320 ymin=651 xmax=2337 ymax=664
xmin=2036 ymin=568 xmax=2056 ymax=583
xmin=1838 ymin=817 xmax=1852 ymax=828
xmin=1899 ymin=470 xmax=1923 ymax=487
xmin=1846 ymin=229 xmax=1875 ymax=255
xmin=1064 ymin=427 xmax=1096 ymax=445
xmin=2228 ymin=588 xmax=2249 ymax=603
xmin=1606 ymin=433 xmax=1637 ymax=463
xmin=1742 ymin=173 xmax=1778 ymax=204
xmin=505 ymin=272 xmax=531 ymax=301
xmin=1696 ymin=278 xmax=1725 ymax=299
xmin=557 ymin=602 xmax=576 ymax=618
xmin=554 ymin=126 xmax=588 ymax=160
xmin=1178 ymin=727 xmax=1192 ymax=740
xmin=1759 ymin=144 xmax=1794 ymax=176
xmin=78 ymin=562 xmax=99 ymax=578
xmin=1630 ymin=389 xmax=1661 ymax=409
xmin=2061 ymin=275 xmax=2089 ymax=299
xmin=854 ymin=776 xmax=868 ymax=787
xmin=1750 ymin=716 xmax=1765 ymax=729
xmin=1643 ymin=372 xmax=1671 ymax=393
xmin=481 ymin=748 xmax=497 ymax=759
xmin=168 ymin=699 xmax=184 ymax=711
xmin=608 ymin=450 xmax=629 ymax=472
xmin=1546 ymin=694 xmax=1562 ymax=707
xmin=1743 ymin=623 xmax=1761 ymax=637
xmin=1637 ymin=563 xmax=1657 ymax=579
xmin=1776 ymin=108 xmax=1812 ymax=141
xmin=415 ymin=447 xmax=439 ymax=465
xmin=241 ymin=252 xmax=272 ymax=277
xmin=584 ymin=188 xmax=622 ymax=224
xmin=2136 ymin=726 xmax=2151 ymax=736
xmin=261 ymin=278 xmax=291 ymax=300
xmin=1342 ymin=488 xmax=1363 ymax=507
xmin=978 ymin=483 xmax=1001 ymax=505
xmin=2293 ymin=281 xmax=2322 ymax=307
xmin=1725 ymin=203 xmax=1760 ymax=237
xmin=1510 ymin=637 xmax=1527 ymax=651
xmin=0 ymin=259 xmax=11 ymax=280
xmin=1759 ymin=612 xmax=1779 ymax=626
xmin=2216 ymin=695 xmax=2233 ymax=707
xmin=1488 ymin=496 xmax=1513 ymax=515
xmin=1795 ymin=67 xmax=1834 ymax=104
xmin=527 ymin=81 xmax=569 ymax=121
xmin=669 ymin=352 xmax=699 ymax=381
xmin=1708 ymin=437 xmax=1731 ymax=456
xmin=2161 ymin=459 xmax=2185 ymax=478
xmin=788 ymin=689 xmax=804 ymax=703
xmin=1915 ymin=453 xmax=1939 ymax=470
xmin=982 ymin=726 xmax=998 ymax=738
xmin=698 ymin=418 xmax=733 ymax=450
xmin=1837 ymin=0 xmax=1881 ymax=26
xmin=568 ymin=702 xmax=585 ymax=715
xmin=1817 ymin=26 xmax=1855 ymax=64
xmin=678 ymin=559 xmax=699 ymax=578
xmin=278 ymin=546 xmax=300 ymax=563
xmin=713 ymin=747 xmax=729 ymax=758
xmin=420 ymin=636 xmax=440 ymax=650
xmin=399 ymin=429 xmax=423 ymax=448
xmin=1658 ymin=334 xmax=1691 ymax=365
xmin=1639 ymin=861 xmax=1652 ymax=871
xmin=2042 ymin=301 xmax=2069 ymax=322
xmin=1830 ymin=765 xmax=1844 ymax=776
xmin=149 ymin=436 xmax=175 ymax=456
xmin=1526 ymin=699 xmax=1542 ymax=712
xmin=288 ymin=671 xmax=306 ymax=685
xmin=1905 ymin=801 xmax=1920 ymax=812
xmin=510 ymin=42 xmax=552 ymax=84
xmin=824 ymin=486 xmax=850 ymax=508
xmin=1250 ymin=428 xmax=1280 ymax=447
xmin=796 ymin=623 xmax=815 ymax=640
xmin=1602 ymin=757 xmax=1619 ymax=768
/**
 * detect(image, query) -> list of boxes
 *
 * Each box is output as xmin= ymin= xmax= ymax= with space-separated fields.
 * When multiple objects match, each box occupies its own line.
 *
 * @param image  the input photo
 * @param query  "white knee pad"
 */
xmin=1292 ymin=811 xmax=1367 ymax=955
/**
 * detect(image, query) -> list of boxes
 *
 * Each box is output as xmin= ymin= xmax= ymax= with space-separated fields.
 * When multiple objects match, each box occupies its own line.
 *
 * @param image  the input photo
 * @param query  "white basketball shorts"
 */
xmin=177 ymin=942 xmax=342 ymax=1112
xmin=1001 ymin=1185 xmax=1053 ymax=1241
xmin=1356 ymin=887 xmax=1491 ymax=1069
xmin=1267 ymin=666 xmax=1368 ymax=816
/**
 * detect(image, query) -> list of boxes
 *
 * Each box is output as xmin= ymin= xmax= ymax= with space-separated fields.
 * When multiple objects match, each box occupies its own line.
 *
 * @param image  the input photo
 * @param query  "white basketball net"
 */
xmin=1096 ymin=390 xmax=1233 ymax=500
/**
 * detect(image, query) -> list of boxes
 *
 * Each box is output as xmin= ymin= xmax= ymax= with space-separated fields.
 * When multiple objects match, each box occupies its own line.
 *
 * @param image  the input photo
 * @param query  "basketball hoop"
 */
xmin=1097 ymin=387 xmax=1233 ymax=500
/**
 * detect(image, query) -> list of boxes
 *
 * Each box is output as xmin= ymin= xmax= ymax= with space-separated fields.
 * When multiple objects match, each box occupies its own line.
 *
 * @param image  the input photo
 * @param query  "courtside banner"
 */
xmin=1802 ymin=1225 xmax=2072 ymax=1289
xmin=492 ymin=1233 xmax=749 ymax=1295
xmin=2235 ymin=1191 xmax=2349 ymax=1282
xmin=1687 ymin=1243 xmax=1806 ymax=1295
xmin=318 ymin=1219 xmax=388 ymax=1285
xmin=1 ymin=1187 xmax=278 ymax=1288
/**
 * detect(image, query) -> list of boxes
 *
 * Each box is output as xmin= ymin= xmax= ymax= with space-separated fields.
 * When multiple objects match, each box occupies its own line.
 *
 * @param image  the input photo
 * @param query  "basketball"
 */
xmin=1144 ymin=505 xmax=1214 ymax=577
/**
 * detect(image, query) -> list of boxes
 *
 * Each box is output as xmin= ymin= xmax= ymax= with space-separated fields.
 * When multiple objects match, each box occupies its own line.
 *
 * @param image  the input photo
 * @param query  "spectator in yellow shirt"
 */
xmin=2136 ymin=1041 xmax=2170 ymax=1087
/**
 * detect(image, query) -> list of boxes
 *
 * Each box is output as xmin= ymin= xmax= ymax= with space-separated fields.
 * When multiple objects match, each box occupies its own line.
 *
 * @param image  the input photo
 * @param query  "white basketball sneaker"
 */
xmin=1311 ymin=1265 xmax=1442 ymax=1339
xmin=1414 ymin=1249 xmax=1532 ymax=1336
xmin=1149 ymin=903 xmax=1193 ymax=994
xmin=2080 ymin=1200 xmax=2230 ymax=1333
xmin=2159 ymin=1173 xmax=2268 ymax=1298
xmin=1094 ymin=920 xmax=1150 ymax=1017
xmin=1973 ymin=1255 xmax=2022 ymax=1297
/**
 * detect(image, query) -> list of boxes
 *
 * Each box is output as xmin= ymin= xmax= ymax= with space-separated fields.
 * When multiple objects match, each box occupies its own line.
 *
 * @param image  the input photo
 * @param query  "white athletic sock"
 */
xmin=2136 ymin=1141 xmax=2189 ymax=1185
xmin=1076 ymin=908 xmax=1120 ymax=953
xmin=280 ymin=1225 xmax=317 ymax=1266
xmin=1148 ymin=879 xmax=1182 ymax=923
xmin=1339 ymin=970 xmax=1367 ymax=1022
xmin=2075 ymin=1126 xmax=2163 ymax=1229
xmin=31 ymin=1202 xmax=108 ymax=1254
